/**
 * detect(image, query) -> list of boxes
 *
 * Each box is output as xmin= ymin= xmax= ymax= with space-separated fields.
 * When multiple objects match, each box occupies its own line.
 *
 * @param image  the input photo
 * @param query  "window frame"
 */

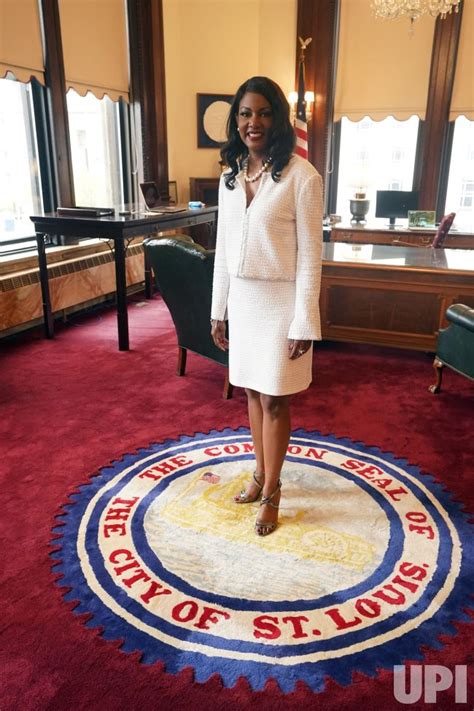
xmin=0 ymin=77 xmax=133 ymax=255
xmin=66 ymin=89 xmax=126 ymax=210
xmin=0 ymin=0 xmax=166 ymax=256
xmin=331 ymin=115 xmax=421 ymax=222
xmin=329 ymin=114 xmax=472 ymax=225
xmin=439 ymin=117 xmax=474 ymax=230
xmin=0 ymin=77 xmax=49 ymax=253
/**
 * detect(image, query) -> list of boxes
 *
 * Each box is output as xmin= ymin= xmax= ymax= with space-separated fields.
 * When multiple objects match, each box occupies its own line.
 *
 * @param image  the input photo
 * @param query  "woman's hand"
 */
xmin=211 ymin=319 xmax=229 ymax=351
xmin=288 ymin=339 xmax=311 ymax=360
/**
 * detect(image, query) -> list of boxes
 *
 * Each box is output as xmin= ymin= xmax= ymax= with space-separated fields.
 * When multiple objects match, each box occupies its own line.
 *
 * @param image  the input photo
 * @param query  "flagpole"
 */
xmin=294 ymin=36 xmax=312 ymax=160
xmin=299 ymin=35 xmax=312 ymax=64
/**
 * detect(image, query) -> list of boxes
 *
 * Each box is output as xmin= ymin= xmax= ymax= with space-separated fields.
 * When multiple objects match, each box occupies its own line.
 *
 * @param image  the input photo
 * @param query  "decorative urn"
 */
xmin=350 ymin=191 xmax=370 ymax=223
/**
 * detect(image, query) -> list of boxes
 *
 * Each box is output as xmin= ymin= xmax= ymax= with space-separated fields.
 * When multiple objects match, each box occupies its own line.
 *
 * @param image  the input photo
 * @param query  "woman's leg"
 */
xmin=234 ymin=388 xmax=265 ymax=502
xmin=256 ymin=394 xmax=290 ymax=533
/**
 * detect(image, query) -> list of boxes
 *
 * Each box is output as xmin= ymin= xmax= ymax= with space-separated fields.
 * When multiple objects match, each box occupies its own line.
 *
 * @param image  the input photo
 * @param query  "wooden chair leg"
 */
xmin=222 ymin=369 xmax=233 ymax=399
xmin=429 ymin=356 xmax=444 ymax=393
xmin=177 ymin=346 xmax=187 ymax=376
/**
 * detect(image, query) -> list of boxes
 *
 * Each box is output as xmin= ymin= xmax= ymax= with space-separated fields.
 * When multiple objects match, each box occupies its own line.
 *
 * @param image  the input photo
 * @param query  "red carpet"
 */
xmin=1 ymin=295 xmax=473 ymax=710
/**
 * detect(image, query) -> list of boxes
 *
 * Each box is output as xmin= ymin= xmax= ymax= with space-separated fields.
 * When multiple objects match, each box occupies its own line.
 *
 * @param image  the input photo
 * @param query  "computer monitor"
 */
xmin=375 ymin=190 xmax=419 ymax=226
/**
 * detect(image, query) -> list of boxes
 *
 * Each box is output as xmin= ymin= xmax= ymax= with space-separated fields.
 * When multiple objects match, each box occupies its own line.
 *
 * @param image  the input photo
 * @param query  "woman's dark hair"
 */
xmin=220 ymin=76 xmax=295 ymax=189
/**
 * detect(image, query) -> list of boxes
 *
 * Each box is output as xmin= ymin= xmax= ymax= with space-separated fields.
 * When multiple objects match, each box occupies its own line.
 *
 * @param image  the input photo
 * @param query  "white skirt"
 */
xmin=227 ymin=276 xmax=313 ymax=396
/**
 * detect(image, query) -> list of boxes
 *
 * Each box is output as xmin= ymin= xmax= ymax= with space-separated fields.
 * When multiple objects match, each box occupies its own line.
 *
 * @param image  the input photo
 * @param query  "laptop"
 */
xmin=139 ymin=181 xmax=186 ymax=213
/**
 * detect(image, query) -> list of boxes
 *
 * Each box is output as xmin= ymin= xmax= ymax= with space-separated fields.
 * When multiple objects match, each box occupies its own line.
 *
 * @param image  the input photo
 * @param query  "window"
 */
xmin=67 ymin=90 xmax=124 ymax=208
xmin=0 ymin=76 xmax=43 ymax=246
xmin=356 ymin=149 xmax=369 ymax=162
xmin=460 ymin=180 xmax=473 ymax=209
xmin=335 ymin=116 xmax=419 ymax=223
xmin=445 ymin=117 xmax=474 ymax=231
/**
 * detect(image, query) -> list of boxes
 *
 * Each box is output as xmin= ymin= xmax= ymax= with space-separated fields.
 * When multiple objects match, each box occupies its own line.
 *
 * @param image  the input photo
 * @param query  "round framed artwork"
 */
xmin=197 ymin=93 xmax=233 ymax=148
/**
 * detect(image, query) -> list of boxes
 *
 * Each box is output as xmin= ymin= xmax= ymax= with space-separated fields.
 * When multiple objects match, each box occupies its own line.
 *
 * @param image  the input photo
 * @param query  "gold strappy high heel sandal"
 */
xmin=234 ymin=472 xmax=264 ymax=504
xmin=255 ymin=479 xmax=281 ymax=536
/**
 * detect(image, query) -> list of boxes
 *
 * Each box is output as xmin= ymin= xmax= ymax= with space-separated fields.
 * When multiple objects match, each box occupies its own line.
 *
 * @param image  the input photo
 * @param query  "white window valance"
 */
xmin=0 ymin=0 xmax=45 ymax=84
xmin=334 ymin=0 xmax=435 ymax=122
xmin=59 ymin=0 xmax=129 ymax=102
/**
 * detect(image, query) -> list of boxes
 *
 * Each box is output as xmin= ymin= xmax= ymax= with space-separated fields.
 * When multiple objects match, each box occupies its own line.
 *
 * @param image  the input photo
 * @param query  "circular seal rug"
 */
xmin=51 ymin=428 xmax=473 ymax=692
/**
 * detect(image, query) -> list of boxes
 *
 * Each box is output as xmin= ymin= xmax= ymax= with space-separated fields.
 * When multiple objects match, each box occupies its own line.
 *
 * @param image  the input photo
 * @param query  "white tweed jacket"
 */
xmin=211 ymin=154 xmax=323 ymax=340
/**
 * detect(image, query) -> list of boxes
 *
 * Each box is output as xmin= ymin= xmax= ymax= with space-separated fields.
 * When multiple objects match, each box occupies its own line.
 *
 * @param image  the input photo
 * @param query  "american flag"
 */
xmin=294 ymin=59 xmax=308 ymax=159
xmin=200 ymin=471 xmax=220 ymax=484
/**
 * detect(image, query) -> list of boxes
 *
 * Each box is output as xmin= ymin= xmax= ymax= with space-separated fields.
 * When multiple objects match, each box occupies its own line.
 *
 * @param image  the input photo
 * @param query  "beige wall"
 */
xmin=163 ymin=0 xmax=296 ymax=204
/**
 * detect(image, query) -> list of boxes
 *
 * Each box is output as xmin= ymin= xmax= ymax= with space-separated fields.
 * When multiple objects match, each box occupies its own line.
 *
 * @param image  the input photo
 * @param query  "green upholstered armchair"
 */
xmin=144 ymin=237 xmax=233 ymax=399
xmin=430 ymin=303 xmax=474 ymax=393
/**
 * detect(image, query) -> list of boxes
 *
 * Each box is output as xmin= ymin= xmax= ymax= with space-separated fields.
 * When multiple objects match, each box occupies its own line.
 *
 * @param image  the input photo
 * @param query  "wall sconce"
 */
xmin=288 ymin=90 xmax=315 ymax=124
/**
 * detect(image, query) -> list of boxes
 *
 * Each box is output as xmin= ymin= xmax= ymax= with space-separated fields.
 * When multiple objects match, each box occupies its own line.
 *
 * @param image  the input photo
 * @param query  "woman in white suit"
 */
xmin=211 ymin=76 xmax=323 ymax=536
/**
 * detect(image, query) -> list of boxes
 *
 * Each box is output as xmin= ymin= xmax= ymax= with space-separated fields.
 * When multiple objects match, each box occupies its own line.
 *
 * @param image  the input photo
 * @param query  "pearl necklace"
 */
xmin=243 ymin=157 xmax=272 ymax=183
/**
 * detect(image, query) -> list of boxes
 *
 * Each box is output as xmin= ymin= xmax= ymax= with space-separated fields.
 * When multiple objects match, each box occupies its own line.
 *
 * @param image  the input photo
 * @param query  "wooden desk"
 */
xmin=331 ymin=223 xmax=473 ymax=250
xmin=31 ymin=206 xmax=218 ymax=351
xmin=321 ymin=243 xmax=474 ymax=351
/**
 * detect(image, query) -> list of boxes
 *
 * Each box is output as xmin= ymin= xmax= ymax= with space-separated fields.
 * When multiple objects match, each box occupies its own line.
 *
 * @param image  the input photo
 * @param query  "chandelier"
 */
xmin=372 ymin=0 xmax=461 ymax=23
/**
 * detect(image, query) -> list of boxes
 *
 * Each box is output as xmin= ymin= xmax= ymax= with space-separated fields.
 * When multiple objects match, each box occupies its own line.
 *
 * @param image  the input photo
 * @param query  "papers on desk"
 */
xmin=332 ymin=243 xmax=406 ymax=266
xmin=369 ymin=258 xmax=406 ymax=265
xmin=333 ymin=244 xmax=374 ymax=261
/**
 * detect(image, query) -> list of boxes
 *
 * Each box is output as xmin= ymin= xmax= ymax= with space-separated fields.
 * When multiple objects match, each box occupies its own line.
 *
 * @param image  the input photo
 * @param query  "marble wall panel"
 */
xmin=0 ymin=252 xmax=144 ymax=333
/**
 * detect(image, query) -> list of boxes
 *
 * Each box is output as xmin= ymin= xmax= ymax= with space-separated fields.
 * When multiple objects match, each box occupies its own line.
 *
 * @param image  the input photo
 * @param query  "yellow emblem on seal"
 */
xmin=159 ymin=470 xmax=375 ymax=571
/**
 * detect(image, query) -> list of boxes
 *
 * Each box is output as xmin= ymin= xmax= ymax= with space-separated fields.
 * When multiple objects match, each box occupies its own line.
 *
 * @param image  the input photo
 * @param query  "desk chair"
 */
xmin=393 ymin=212 xmax=456 ymax=248
xmin=144 ymin=237 xmax=233 ymax=399
xmin=429 ymin=303 xmax=474 ymax=393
